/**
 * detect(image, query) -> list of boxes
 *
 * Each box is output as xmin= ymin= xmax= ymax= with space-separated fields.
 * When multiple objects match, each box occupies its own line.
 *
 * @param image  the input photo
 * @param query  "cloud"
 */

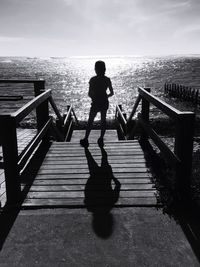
xmin=0 ymin=0 xmax=200 ymax=55
xmin=0 ymin=36 xmax=24 ymax=42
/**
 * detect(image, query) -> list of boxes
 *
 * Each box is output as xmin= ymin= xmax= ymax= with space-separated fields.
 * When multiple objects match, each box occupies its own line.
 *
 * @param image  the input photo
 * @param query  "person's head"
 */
xmin=95 ymin=61 xmax=106 ymax=76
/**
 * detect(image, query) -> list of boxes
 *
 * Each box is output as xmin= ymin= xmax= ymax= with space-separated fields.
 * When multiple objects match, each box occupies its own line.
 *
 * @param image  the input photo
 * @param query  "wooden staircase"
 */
xmin=22 ymin=130 xmax=158 ymax=208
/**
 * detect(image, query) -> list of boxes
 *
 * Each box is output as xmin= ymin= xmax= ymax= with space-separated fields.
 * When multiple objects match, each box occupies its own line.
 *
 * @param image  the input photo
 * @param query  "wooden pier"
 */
xmin=0 ymin=80 xmax=195 ymax=209
xmin=22 ymin=130 xmax=157 ymax=207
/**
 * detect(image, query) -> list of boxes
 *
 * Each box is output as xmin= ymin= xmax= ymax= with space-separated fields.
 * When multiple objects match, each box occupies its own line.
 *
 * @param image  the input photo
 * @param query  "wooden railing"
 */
xmin=0 ymin=80 xmax=77 ymax=205
xmin=115 ymin=105 xmax=127 ymax=139
xmin=127 ymin=87 xmax=195 ymax=199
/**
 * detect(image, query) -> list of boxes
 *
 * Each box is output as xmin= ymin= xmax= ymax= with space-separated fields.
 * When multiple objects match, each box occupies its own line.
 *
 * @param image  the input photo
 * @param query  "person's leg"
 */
xmin=85 ymin=108 xmax=97 ymax=139
xmin=99 ymin=109 xmax=107 ymax=139
xmin=80 ymin=108 xmax=97 ymax=147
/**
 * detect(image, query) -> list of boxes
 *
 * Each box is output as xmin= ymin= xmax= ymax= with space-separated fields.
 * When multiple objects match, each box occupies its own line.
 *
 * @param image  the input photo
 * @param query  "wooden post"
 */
xmin=1 ymin=115 xmax=21 ymax=204
xmin=34 ymin=80 xmax=45 ymax=96
xmin=174 ymin=112 xmax=195 ymax=199
xmin=35 ymin=81 xmax=50 ymax=144
xmin=34 ymin=80 xmax=47 ymax=132
xmin=140 ymin=88 xmax=150 ymax=142
xmin=195 ymin=90 xmax=198 ymax=104
xmin=164 ymin=83 xmax=167 ymax=93
xmin=180 ymin=85 xmax=183 ymax=99
xmin=169 ymin=84 xmax=172 ymax=96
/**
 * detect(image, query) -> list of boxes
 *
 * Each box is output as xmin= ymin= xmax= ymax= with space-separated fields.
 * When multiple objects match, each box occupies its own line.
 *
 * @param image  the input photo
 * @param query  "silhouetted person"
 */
xmin=80 ymin=61 xmax=114 ymax=147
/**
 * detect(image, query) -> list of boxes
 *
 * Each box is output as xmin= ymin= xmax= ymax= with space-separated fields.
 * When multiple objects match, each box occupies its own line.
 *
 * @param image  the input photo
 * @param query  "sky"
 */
xmin=0 ymin=0 xmax=200 ymax=57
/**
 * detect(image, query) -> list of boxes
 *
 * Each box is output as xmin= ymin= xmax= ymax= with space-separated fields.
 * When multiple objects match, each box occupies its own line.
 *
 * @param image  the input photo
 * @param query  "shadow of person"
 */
xmin=84 ymin=146 xmax=121 ymax=238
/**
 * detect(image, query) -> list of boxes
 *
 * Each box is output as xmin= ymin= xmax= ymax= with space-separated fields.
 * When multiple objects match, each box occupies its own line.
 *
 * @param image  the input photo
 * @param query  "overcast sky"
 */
xmin=0 ymin=0 xmax=200 ymax=56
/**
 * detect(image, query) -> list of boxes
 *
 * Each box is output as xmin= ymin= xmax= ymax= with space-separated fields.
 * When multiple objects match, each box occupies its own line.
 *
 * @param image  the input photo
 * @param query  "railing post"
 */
xmin=34 ymin=80 xmax=45 ymax=97
xmin=1 ymin=115 xmax=21 ymax=204
xmin=174 ymin=112 xmax=195 ymax=199
xmin=34 ymin=80 xmax=47 ymax=132
xmin=140 ymin=88 xmax=150 ymax=142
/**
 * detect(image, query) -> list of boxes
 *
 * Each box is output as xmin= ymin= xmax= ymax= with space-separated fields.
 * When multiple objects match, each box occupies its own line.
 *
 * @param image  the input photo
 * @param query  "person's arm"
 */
xmin=107 ymin=79 xmax=114 ymax=98
xmin=88 ymin=80 xmax=95 ymax=100
xmin=88 ymin=83 xmax=92 ymax=98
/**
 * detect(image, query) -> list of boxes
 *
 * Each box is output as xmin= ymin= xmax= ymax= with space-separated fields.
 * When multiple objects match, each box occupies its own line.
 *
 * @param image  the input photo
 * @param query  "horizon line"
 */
xmin=0 ymin=53 xmax=200 ymax=59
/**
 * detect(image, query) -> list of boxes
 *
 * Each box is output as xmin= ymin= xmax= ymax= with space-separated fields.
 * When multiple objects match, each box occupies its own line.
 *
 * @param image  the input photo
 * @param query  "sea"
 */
xmin=0 ymin=55 xmax=200 ymax=120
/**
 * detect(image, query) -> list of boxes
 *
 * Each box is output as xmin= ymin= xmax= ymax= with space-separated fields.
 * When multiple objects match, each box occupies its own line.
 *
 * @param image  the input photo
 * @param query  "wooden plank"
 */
xmin=41 ymin=158 xmax=146 ymax=164
xmin=70 ymin=130 xmax=119 ymax=142
xmin=47 ymin=149 xmax=144 ymax=154
xmin=51 ymin=143 xmax=141 ymax=148
xmin=22 ymin=197 xmax=158 ymax=207
xmin=53 ymin=139 xmax=140 ymax=144
xmin=29 ymin=184 xmax=154 ymax=191
xmin=40 ymin=160 xmax=146 ymax=165
xmin=27 ymin=178 xmax=152 ymax=185
xmin=46 ymin=151 xmax=144 ymax=156
xmin=37 ymin=167 xmax=149 ymax=174
xmin=35 ymin=172 xmax=152 ymax=178
xmin=49 ymin=149 xmax=143 ymax=154
xmin=26 ymin=190 xmax=156 ymax=198
xmin=40 ymin=163 xmax=147 ymax=169
xmin=44 ymin=153 xmax=145 ymax=158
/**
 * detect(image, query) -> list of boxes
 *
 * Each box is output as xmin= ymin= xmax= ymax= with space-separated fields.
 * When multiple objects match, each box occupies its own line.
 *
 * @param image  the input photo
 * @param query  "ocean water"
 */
xmin=0 ymin=55 xmax=200 ymax=120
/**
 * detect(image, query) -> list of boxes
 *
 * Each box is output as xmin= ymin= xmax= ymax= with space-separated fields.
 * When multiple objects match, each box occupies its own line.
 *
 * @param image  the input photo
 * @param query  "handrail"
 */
xmin=138 ymin=87 xmax=194 ymax=119
xmin=0 ymin=79 xmax=75 ymax=205
xmin=116 ymin=105 xmax=127 ymax=126
xmin=12 ymin=89 xmax=51 ymax=124
xmin=71 ymin=107 xmax=79 ymax=125
xmin=127 ymin=86 xmax=195 ymax=199
xmin=115 ymin=105 xmax=127 ymax=139
xmin=49 ymin=95 xmax=63 ymax=124
xmin=127 ymin=95 xmax=141 ymax=124
xmin=0 ymin=88 xmax=52 ymax=204
xmin=18 ymin=117 xmax=52 ymax=170
xmin=138 ymin=115 xmax=180 ymax=166
xmin=63 ymin=105 xmax=78 ymax=141
xmin=63 ymin=105 xmax=73 ymax=127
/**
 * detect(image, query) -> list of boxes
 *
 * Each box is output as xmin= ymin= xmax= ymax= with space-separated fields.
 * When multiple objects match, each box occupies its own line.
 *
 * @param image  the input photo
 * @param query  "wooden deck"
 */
xmin=70 ymin=129 xmax=119 ymax=142
xmin=22 ymin=130 xmax=158 ymax=208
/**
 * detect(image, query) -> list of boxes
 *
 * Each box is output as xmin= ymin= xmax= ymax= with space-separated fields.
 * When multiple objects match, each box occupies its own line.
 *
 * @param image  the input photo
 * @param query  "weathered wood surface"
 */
xmin=70 ymin=129 xmax=119 ymax=142
xmin=0 ymin=128 xmax=37 ymax=207
xmin=22 ymin=131 xmax=159 ymax=207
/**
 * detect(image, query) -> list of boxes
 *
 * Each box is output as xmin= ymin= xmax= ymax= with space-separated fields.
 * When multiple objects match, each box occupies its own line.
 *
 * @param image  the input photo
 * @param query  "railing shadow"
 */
xmin=140 ymin=139 xmax=200 ymax=263
xmin=0 ymin=141 xmax=50 ymax=250
xmin=84 ymin=146 xmax=121 ymax=238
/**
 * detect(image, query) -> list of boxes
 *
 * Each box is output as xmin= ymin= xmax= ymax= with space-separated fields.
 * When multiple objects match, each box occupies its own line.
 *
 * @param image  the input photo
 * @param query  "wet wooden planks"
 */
xmin=0 ymin=128 xmax=37 ymax=207
xmin=23 ymin=136 xmax=159 ymax=207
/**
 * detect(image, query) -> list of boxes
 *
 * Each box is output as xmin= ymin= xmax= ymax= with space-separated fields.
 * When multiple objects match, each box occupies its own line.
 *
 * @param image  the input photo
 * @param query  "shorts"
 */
xmin=90 ymin=100 xmax=109 ymax=113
